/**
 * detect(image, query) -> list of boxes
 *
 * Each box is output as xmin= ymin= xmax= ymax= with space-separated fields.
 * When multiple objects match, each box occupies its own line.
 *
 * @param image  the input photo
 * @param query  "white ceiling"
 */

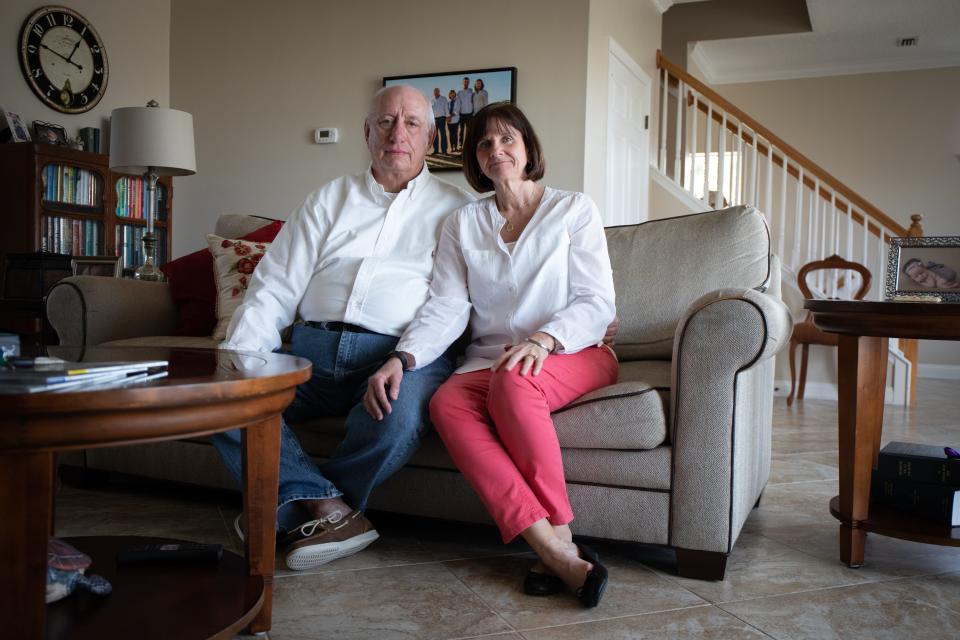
xmin=689 ymin=0 xmax=960 ymax=84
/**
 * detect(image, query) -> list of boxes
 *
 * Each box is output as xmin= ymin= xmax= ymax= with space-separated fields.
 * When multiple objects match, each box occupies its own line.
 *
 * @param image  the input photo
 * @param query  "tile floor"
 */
xmin=55 ymin=379 xmax=960 ymax=639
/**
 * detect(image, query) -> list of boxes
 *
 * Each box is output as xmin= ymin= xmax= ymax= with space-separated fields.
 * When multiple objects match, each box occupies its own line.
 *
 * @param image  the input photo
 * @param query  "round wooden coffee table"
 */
xmin=0 ymin=346 xmax=311 ymax=640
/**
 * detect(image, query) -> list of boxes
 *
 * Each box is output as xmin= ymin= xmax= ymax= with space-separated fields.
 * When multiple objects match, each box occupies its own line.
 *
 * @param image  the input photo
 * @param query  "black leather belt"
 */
xmin=306 ymin=320 xmax=378 ymax=335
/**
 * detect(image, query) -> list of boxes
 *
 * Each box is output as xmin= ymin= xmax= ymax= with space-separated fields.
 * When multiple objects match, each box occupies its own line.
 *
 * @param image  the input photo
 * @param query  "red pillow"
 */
xmin=160 ymin=220 xmax=283 ymax=336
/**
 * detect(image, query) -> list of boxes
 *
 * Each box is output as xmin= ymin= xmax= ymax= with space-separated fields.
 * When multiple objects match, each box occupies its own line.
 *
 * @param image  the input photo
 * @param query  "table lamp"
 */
xmin=109 ymin=100 xmax=196 ymax=281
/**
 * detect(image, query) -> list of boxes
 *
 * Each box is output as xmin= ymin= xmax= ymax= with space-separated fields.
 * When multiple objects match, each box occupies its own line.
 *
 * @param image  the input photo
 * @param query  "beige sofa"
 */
xmin=47 ymin=205 xmax=791 ymax=580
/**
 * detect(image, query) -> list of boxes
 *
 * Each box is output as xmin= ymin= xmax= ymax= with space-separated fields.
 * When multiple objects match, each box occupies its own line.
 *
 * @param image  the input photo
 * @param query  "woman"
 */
xmin=446 ymin=89 xmax=460 ymax=153
xmin=473 ymin=78 xmax=489 ymax=111
xmin=364 ymin=102 xmax=617 ymax=607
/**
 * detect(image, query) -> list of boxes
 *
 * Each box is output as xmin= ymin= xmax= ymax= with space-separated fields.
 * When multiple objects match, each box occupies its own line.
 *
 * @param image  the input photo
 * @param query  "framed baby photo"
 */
xmin=382 ymin=66 xmax=517 ymax=172
xmin=885 ymin=236 xmax=960 ymax=302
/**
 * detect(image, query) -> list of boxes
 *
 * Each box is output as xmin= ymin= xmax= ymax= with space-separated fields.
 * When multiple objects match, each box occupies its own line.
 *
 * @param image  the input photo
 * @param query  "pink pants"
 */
xmin=429 ymin=346 xmax=619 ymax=542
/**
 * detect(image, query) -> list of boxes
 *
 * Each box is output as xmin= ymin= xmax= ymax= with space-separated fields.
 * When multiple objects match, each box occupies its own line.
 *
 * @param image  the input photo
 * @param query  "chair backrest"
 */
xmin=796 ymin=254 xmax=871 ymax=301
xmin=605 ymin=205 xmax=772 ymax=361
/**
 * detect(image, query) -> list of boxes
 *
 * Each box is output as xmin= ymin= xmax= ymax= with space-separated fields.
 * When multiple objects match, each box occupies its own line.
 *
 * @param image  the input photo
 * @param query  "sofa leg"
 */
xmin=754 ymin=492 xmax=763 ymax=509
xmin=675 ymin=548 xmax=728 ymax=581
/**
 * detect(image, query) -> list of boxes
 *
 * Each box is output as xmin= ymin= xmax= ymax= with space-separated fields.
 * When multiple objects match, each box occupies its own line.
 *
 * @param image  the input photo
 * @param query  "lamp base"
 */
xmin=135 ymin=231 xmax=165 ymax=282
xmin=134 ymin=261 xmax=165 ymax=282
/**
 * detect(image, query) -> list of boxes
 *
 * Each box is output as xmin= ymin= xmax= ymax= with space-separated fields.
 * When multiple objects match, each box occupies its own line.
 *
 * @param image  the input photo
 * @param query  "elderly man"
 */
xmin=213 ymin=85 xmax=474 ymax=571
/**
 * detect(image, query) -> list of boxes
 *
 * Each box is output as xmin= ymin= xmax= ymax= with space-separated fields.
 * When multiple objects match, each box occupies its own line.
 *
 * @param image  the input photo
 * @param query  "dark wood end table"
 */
xmin=0 ymin=346 xmax=311 ymax=639
xmin=805 ymin=300 xmax=960 ymax=567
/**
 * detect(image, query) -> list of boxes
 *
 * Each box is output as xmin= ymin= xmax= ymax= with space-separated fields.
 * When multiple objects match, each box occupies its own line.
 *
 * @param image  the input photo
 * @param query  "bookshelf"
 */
xmin=0 ymin=143 xmax=173 ymax=280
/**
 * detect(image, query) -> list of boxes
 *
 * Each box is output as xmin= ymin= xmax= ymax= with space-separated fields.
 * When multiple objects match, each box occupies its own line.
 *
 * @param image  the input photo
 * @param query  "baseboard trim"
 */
xmin=918 ymin=364 xmax=960 ymax=380
xmin=774 ymin=380 xmax=903 ymax=405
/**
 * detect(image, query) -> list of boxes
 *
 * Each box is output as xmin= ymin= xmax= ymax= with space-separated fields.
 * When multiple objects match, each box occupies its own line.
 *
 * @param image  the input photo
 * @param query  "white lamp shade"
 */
xmin=109 ymin=106 xmax=196 ymax=176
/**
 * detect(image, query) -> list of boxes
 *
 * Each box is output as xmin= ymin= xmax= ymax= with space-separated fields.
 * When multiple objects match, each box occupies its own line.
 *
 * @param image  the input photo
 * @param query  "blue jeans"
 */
xmin=212 ymin=323 xmax=455 ymax=531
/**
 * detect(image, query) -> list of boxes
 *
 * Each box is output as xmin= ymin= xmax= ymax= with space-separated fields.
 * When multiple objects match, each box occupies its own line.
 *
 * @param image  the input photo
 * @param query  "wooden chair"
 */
xmin=787 ymin=254 xmax=871 ymax=406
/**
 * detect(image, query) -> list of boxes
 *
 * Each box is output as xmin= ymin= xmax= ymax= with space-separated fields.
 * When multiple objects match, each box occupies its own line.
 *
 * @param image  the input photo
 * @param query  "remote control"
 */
xmin=116 ymin=542 xmax=223 ymax=566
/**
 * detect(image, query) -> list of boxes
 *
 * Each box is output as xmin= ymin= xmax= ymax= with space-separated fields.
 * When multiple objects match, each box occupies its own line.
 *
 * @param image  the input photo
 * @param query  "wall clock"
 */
xmin=18 ymin=5 xmax=109 ymax=114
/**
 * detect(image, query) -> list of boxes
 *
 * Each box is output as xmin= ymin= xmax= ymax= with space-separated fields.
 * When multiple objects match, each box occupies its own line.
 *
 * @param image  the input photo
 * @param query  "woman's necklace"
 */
xmin=501 ymin=186 xmax=543 ymax=232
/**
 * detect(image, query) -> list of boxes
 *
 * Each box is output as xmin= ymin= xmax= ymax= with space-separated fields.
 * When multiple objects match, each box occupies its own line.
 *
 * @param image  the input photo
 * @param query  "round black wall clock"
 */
xmin=19 ymin=5 xmax=109 ymax=114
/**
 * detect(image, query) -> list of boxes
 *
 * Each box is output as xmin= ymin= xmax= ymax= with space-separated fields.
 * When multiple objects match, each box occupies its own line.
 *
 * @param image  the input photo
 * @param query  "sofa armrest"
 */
xmin=46 ymin=276 xmax=178 ymax=346
xmin=668 ymin=287 xmax=792 ymax=554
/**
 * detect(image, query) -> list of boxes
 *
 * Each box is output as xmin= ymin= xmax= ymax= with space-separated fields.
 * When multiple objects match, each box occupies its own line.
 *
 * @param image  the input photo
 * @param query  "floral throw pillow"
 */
xmin=206 ymin=234 xmax=271 ymax=341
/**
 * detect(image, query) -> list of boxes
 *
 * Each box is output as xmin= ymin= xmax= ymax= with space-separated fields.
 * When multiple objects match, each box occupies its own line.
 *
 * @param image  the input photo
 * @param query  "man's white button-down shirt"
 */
xmin=222 ymin=165 xmax=473 ymax=352
xmin=397 ymin=188 xmax=616 ymax=373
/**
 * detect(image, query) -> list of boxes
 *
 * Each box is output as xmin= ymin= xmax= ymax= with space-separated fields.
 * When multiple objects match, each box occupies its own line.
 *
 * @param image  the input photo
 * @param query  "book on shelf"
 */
xmin=876 ymin=441 xmax=959 ymax=486
xmin=79 ymin=127 xmax=100 ymax=153
xmin=871 ymin=471 xmax=960 ymax=526
xmin=0 ymin=359 xmax=168 ymax=394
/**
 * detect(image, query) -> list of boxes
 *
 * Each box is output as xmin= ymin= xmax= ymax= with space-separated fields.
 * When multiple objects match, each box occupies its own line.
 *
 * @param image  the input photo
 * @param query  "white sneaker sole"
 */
xmin=284 ymin=530 xmax=380 ymax=571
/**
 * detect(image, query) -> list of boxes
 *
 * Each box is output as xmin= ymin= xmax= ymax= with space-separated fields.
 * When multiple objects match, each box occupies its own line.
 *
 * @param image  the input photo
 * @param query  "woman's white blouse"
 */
xmin=396 ymin=187 xmax=616 ymax=373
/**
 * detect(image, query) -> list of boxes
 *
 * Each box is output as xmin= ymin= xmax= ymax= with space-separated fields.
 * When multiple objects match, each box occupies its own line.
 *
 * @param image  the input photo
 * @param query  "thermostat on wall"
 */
xmin=314 ymin=128 xmax=339 ymax=144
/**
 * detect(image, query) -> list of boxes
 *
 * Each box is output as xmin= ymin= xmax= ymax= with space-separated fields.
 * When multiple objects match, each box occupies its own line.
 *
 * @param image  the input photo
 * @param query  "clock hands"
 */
xmin=65 ymin=38 xmax=82 ymax=63
xmin=40 ymin=43 xmax=83 ymax=71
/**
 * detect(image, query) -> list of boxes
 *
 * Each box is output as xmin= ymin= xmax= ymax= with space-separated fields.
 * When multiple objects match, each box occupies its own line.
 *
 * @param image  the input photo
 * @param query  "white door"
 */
xmin=605 ymin=41 xmax=650 ymax=226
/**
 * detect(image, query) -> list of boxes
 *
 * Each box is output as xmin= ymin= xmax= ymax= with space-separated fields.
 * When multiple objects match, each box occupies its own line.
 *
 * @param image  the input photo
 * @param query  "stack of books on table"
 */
xmin=0 ymin=358 xmax=168 ymax=393
xmin=871 ymin=441 xmax=960 ymax=526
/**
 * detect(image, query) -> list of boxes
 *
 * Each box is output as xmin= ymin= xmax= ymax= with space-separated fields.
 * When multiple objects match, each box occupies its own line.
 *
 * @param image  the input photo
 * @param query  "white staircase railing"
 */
xmin=655 ymin=52 xmax=924 ymax=404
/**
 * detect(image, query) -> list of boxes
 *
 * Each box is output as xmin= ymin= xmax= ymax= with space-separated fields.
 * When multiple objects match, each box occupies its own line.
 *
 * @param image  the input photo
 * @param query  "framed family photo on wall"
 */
xmin=886 ymin=236 xmax=960 ymax=302
xmin=383 ymin=66 xmax=517 ymax=171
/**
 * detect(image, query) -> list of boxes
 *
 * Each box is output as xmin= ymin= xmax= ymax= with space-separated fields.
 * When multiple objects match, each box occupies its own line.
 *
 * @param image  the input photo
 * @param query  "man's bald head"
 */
xmin=364 ymin=85 xmax=436 ymax=192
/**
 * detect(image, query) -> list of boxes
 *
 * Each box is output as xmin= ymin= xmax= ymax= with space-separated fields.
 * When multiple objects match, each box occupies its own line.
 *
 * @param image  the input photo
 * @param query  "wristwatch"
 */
xmin=385 ymin=351 xmax=412 ymax=371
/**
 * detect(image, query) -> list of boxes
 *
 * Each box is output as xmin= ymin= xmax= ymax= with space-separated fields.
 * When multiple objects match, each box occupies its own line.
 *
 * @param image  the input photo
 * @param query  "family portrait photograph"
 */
xmin=383 ymin=67 xmax=517 ymax=171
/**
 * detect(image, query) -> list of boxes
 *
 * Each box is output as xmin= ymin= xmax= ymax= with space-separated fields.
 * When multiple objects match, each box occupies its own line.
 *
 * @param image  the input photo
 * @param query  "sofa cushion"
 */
xmin=160 ymin=219 xmax=283 ymax=336
xmin=293 ymin=426 xmax=674 ymax=490
xmin=607 ymin=205 xmax=770 ymax=360
xmin=207 ymin=235 xmax=273 ymax=341
xmin=292 ymin=359 xmax=671 ymax=453
xmin=553 ymin=359 xmax=670 ymax=449
xmin=102 ymin=335 xmax=220 ymax=349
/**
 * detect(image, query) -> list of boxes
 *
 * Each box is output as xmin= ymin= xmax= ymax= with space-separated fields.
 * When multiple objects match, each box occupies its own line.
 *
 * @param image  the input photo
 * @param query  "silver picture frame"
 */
xmin=885 ymin=236 xmax=960 ymax=303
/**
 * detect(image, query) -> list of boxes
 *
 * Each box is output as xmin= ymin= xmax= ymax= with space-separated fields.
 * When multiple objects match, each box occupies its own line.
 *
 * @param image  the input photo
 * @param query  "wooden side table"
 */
xmin=0 ymin=347 xmax=311 ymax=639
xmin=805 ymin=300 xmax=960 ymax=567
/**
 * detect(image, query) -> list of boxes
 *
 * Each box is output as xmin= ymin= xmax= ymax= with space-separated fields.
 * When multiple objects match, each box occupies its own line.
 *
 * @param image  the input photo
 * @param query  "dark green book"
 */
xmin=876 ymin=441 xmax=959 ymax=486
xmin=871 ymin=471 xmax=960 ymax=526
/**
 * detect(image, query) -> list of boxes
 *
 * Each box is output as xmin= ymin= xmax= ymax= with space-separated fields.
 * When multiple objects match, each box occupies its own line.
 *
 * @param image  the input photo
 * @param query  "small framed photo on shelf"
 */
xmin=382 ymin=66 xmax=517 ymax=171
xmin=885 ymin=236 xmax=960 ymax=303
xmin=71 ymin=255 xmax=122 ymax=278
xmin=1 ymin=107 xmax=31 ymax=143
xmin=32 ymin=120 xmax=69 ymax=146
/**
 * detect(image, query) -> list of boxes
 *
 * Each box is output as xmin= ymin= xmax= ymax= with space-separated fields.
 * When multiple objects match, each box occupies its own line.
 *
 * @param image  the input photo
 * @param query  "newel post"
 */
xmin=902 ymin=213 xmax=924 ymax=404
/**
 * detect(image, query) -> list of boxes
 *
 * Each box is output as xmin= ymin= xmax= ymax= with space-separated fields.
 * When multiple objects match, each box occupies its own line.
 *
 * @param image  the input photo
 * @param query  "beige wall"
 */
xmin=688 ymin=60 xmax=960 ymax=370
xmin=583 ymin=0 xmax=662 ymax=216
xmin=169 ymin=0 xmax=590 ymax=255
xmin=1 ymin=1 xmax=170 ymax=141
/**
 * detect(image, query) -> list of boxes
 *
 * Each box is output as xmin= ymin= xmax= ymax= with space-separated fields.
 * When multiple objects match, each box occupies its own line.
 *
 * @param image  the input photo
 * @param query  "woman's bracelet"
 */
xmin=524 ymin=337 xmax=552 ymax=353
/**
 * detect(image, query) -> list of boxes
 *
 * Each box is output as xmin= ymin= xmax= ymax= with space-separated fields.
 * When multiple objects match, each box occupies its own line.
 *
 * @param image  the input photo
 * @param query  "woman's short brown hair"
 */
xmin=461 ymin=102 xmax=545 ymax=192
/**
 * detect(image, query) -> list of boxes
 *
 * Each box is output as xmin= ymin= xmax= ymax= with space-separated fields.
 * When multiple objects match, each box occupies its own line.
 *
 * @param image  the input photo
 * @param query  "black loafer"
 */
xmin=575 ymin=544 xmax=608 ymax=608
xmin=523 ymin=569 xmax=566 ymax=596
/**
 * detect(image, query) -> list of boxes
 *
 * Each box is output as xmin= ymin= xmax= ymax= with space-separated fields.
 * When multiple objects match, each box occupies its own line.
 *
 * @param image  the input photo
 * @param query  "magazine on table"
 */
xmin=0 ymin=359 xmax=168 ymax=393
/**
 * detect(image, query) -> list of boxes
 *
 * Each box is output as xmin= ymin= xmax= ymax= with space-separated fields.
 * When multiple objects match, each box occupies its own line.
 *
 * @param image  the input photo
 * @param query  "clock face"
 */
xmin=19 ymin=6 xmax=109 ymax=114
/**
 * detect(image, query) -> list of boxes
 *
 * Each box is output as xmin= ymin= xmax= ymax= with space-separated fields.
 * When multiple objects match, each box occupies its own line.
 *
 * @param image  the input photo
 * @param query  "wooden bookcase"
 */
xmin=0 ymin=143 xmax=173 ymax=281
